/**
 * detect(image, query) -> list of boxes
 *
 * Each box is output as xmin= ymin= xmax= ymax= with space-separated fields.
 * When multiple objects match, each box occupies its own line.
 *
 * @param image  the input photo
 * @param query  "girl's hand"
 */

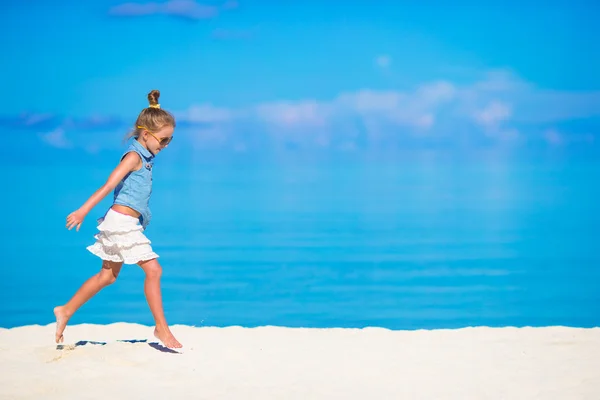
xmin=66 ymin=209 xmax=86 ymax=231
xmin=64 ymin=151 xmax=141 ymax=233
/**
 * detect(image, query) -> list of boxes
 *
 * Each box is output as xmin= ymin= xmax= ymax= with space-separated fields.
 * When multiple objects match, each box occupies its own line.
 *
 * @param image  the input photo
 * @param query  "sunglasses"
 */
xmin=137 ymin=125 xmax=173 ymax=146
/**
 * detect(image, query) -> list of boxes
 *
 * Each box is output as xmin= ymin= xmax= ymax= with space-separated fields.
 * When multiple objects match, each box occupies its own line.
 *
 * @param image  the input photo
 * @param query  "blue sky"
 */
xmin=1 ymin=0 xmax=599 ymax=163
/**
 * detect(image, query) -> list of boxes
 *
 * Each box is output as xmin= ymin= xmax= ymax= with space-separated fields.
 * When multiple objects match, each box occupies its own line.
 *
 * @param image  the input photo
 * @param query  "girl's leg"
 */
xmin=137 ymin=258 xmax=182 ymax=349
xmin=54 ymin=260 xmax=123 ymax=343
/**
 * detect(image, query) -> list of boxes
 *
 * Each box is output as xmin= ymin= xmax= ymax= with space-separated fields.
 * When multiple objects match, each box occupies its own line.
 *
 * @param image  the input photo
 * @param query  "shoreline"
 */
xmin=3 ymin=321 xmax=599 ymax=330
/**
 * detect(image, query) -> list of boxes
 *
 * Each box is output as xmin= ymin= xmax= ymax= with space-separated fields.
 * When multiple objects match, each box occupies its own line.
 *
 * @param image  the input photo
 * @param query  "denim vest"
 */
xmin=112 ymin=140 xmax=154 ymax=229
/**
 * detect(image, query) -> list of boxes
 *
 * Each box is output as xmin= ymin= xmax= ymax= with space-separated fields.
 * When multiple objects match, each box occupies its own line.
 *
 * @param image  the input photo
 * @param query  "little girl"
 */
xmin=54 ymin=90 xmax=182 ymax=349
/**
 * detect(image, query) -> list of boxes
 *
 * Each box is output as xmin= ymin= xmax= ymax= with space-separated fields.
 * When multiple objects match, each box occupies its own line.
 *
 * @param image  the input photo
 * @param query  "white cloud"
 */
xmin=39 ymin=128 xmax=73 ymax=149
xmin=471 ymin=69 xmax=527 ymax=92
xmin=178 ymin=104 xmax=234 ymax=123
xmin=337 ymin=90 xmax=403 ymax=113
xmin=255 ymin=101 xmax=329 ymax=128
xmin=375 ymin=55 xmax=391 ymax=68
xmin=109 ymin=1 xmax=219 ymax=20
xmin=416 ymin=81 xmax=457 ymax=105
xmin=413 ymin=113 xmax=435 ymax=129
xmin=542 ymin=129 xmax=595 ymax=147
xmin=25 ymin=68 xmax=600 ymax=153
xmin=473 ymin=101 xmax=512 ymax=127
xmin=257 ymin=80 xmax=456 ymax=132
xmin=173 ymin=69 xmax=600 ymax=150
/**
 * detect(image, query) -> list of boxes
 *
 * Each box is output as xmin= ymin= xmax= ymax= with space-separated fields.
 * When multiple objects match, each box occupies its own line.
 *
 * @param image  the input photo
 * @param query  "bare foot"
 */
xmin=154 ymin=326 xmax=183 ymax=349
xmin=53 ymin=306 xmax=70 ymax=344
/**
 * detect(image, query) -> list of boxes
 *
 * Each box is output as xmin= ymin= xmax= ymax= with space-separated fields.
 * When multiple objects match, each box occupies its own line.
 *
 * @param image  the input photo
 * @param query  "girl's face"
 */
xmin=141 ymin=125 xmax=174 ymax=155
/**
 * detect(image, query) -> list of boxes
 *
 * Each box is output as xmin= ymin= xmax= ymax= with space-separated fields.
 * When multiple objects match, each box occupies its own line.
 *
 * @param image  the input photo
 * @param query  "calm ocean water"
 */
xmin=1 ymin=158 xmax=599 ymax=329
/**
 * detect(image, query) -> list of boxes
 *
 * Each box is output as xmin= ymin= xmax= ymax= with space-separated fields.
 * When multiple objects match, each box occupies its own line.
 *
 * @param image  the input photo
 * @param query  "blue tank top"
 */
xmin=112 ymin=139 xmax=154 ymax=229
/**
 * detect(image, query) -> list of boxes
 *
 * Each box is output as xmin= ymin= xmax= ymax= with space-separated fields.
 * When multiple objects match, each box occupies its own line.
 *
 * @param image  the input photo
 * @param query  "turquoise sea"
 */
xmin=1 ymin=156 xmax=599 ymax=329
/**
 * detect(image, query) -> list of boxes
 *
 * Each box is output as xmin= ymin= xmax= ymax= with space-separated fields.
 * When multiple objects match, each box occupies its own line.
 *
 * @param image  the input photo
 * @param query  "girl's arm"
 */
xmin=66 ymin=152 xmax=142 ymax=231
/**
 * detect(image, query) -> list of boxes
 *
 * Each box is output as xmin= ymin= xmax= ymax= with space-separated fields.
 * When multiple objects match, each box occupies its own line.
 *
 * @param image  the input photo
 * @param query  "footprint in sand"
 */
xmin=34 ymin=344 xmax=76 ymax=363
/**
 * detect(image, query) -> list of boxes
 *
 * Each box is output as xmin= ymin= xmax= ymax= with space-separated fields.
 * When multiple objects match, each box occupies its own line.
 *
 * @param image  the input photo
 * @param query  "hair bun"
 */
xmin=147 ymin=90 xmax=161 ymax=107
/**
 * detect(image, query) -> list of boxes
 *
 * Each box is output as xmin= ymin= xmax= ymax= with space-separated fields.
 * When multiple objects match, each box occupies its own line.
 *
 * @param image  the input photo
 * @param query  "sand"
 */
xmin=0 ymin=323 xmax=598 ymax=399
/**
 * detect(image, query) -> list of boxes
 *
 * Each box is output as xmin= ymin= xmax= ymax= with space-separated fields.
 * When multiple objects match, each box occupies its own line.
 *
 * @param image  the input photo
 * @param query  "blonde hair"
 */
xmin=124 ymin=90 xmax=176 ymax=141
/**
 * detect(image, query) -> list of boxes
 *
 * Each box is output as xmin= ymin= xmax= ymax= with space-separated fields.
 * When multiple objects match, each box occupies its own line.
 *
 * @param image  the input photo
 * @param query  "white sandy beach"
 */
xmin=0 ymin=323 xmax=598 ymax=399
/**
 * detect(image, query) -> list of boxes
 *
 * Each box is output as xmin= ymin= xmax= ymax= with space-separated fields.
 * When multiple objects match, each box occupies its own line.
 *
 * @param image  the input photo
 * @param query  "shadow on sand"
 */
xmin=55 ymin=339 xmax=180 ymax=354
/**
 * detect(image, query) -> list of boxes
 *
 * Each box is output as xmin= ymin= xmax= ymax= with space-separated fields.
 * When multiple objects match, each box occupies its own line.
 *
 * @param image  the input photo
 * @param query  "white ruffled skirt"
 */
xmin=86 ymin=208 xmax=159 ymax=264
